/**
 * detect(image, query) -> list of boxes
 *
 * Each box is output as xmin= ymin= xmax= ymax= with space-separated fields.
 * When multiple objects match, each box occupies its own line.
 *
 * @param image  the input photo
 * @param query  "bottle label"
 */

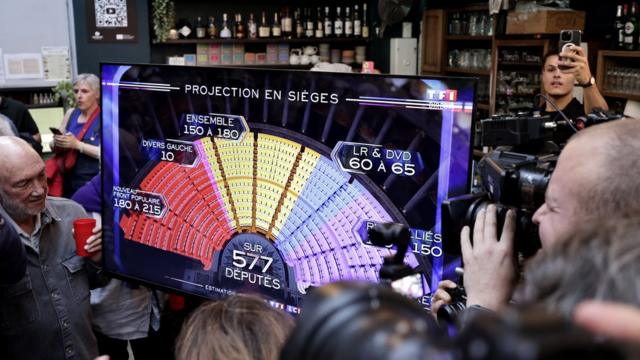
xmin=179 ymin=26 xmax=192 ymax=37
xmin=325 ymin=21 xmax=332 ymax=35
xmin=283 ymin=18 xmax=292 ymax=32
xmin=273 ymin=27 xmax=281 ymax=37
xmin=259 ymin=27 xmax=270 ymax=37
xmin=196 ymin=28 xmax=206 ymax=38
xmin=345 ymin=22 xmax=353 ymax=35
xmin=335 ymin=21 xmax=343 ymax=35
xmin=354 ymin=20 xmax=361 ymax=36
xmin=362 ymin=26 xmax=369 ymax=38
xmin=249 ymin=24 xmax=257 ymax=38
xmin=625 ymin=22 xmax=635 ymax=35
xmin=220 ymin=28 xmax=231 ymax=38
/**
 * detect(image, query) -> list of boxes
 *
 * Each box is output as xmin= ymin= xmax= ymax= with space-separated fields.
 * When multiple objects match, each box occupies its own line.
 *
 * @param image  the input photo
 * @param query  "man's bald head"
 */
xmin=533 ymin=119 xmax=640 ymax=247
xmin=569 ymin=119 xmax=640 ymax=217
xmin=0 ymin=136 xmax=47 ymax=223
xmin=0 ymin=136 xmax=43 ymax=180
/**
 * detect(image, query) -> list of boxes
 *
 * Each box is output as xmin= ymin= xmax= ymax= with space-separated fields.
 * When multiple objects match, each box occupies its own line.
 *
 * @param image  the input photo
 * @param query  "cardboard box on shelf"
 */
xmin=197 ymin=44 xmax=209 ymax=65
xmin=209 ymin=44 xmax=221 ymax=65
xmin=506 ymin=9 xmax=585 ymax=34
xmin=184 ymin=54 xmax=196 ymax=66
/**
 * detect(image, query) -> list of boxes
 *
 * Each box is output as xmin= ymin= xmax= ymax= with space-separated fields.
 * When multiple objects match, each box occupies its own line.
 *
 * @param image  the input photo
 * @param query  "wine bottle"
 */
xmin=272 ymin=11 xmax=282 ymax=38
xmin=324 ymin=6 xmax=333 ymax=37
xmin=334 ymin=7 xmax=343 ymax=37
xmin=315 ymin=7 xmax=324 ymax=38
xmin=259 ymin=11 xmax=270 ymax=38
xmin=353 ymin=5 xmax=361 ymax=37
xmin=207 ymin=16 xmax=218 ymax=39
xmin=282 ymin=7 xmax=293 ymax=39
xmin=220 ymin=13 xmax=232 ymax=39
xmin=361 ymin=3 xmax=369 ymax=38
xmin=248 ymin=13 xmax=257 ymax=39
xmin=235 ymin=13 xmax=245 ymax=39
xmin=195 ymin=16 xmax=206 ymax=39
xmin=344 ymin=7 xmax=353 ymax=37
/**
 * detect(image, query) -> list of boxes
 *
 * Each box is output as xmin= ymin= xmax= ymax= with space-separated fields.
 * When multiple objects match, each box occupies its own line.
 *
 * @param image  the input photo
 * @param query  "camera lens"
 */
xmin=561 ymin=31 xmax=571 ymax=41
xmin=437 ymin=302 xmax=467 ymax=324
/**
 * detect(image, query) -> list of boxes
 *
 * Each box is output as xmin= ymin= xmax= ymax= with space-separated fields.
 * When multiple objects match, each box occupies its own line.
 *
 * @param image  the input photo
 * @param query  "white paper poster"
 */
xmin=42 ymin=46 xmax=71 ymax=81
xmin=3 ymin=53 xmax=44 ymax=80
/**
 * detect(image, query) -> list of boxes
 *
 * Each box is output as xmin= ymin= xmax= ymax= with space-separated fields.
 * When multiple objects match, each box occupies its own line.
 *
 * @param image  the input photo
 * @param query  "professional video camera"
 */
xmin=478 ymin=108 xmax=624 ymax=150
xmin=442 ymin=150 xmax=554 ymax=259
xmin=280 ymin=223 xmax=629 ymax=360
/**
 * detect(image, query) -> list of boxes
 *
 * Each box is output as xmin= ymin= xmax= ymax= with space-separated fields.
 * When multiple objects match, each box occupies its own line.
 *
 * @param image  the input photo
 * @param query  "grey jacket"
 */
xmin=0 ymin=197 xmax=106 ymax=360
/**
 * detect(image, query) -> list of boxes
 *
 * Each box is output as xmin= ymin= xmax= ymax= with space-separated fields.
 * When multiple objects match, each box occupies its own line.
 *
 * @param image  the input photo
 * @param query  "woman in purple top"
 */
xmin=52 ymin=74 xmax=101 ymax=197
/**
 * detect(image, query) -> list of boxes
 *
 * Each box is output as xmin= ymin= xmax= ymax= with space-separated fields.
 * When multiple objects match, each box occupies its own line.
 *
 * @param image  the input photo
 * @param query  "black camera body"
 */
xmin=443 ymin=150 xmax=554 ymax=258
xmin=478 ymin=110 xmax=624 ymax=151
xmin=437 ymin=285 xmax=468 ymax=324
xmin=479 ymin=114 xmax=554 ymax=147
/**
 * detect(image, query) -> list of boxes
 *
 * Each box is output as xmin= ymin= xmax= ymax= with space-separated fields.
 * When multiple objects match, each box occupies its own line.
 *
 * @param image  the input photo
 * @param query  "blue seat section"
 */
xmin=273 ymin=155 xmax=417 ymax=289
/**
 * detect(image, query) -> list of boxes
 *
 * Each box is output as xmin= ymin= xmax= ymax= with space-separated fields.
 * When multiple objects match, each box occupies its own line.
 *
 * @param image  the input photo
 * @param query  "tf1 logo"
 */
xmin=425 ymin=89 xmax=458 ymax=102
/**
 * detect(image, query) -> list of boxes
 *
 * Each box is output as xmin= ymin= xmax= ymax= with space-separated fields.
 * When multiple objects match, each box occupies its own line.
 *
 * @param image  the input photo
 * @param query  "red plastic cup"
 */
xmin=73 ymin=218 xmax=96 ymax=257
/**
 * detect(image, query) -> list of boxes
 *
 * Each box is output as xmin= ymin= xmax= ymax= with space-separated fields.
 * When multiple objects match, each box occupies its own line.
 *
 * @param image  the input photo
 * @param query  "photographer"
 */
xmin=432 ymin=119 xmax=640 ymax=317
xmin=540 ymin=46 xmax=608 ymax=119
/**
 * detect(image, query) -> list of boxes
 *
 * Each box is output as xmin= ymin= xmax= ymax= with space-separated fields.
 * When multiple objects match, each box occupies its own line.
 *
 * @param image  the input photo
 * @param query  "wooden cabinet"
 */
xmin=421 ymin=5 xmax=551 ymax=117
xmin=421 ymin=9 xmax=444 ymax=73
xmin=421 ymin=4 xmax=494 ymax=116
xmin=596 ymin=50 xmax=640 ymax=102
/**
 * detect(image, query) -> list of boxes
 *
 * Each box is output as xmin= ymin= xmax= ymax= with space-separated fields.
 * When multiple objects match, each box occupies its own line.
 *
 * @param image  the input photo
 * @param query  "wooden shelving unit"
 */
xmin=421 ymin=4 xmax=551 ymax=116
xmin=596 ymin=50 xmax=640 ymax=102
xmin=157 ymin=37 xmax=370 ymax=45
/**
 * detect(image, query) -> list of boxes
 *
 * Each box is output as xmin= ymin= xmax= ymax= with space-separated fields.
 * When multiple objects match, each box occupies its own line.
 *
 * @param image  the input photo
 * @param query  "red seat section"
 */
xmin=119 ymin=161 xmax=234 ymax=269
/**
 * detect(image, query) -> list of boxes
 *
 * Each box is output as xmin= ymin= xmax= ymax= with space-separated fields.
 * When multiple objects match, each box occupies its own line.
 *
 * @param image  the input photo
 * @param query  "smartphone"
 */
xmin=558 ymin=30 xmax=581 ymax=70
xmin=49 ymin=127 xmax=63 ymax=135
xmin=559 ymin=30 xmax=582 ymax=54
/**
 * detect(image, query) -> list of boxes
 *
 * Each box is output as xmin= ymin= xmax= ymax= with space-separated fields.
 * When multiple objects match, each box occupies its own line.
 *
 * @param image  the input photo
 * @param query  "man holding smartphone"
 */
xmin=540 ymin=42 xmax=609 ymax=120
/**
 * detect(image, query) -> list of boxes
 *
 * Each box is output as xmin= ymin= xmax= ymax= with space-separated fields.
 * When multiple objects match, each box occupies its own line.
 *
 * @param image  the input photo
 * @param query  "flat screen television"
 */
xmin=101 ymin=63 xmax=476 ymax=313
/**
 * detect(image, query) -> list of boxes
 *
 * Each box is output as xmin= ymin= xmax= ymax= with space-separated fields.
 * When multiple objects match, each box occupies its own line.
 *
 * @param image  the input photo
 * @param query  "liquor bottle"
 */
xmin=334 ymin=7 xmax=344 ymax=37
xmin=207 ymin=16 xmax=218 ymax=39
xmin=625 ymin=2 xmax=637 ymax=50
xmin=282 ymin=7 xmax=293 ymax=39
xmin=344 ymin=6 xmax=353 ymax=37
xmin=361 ymin=4 xmax=369 ymax=38
xmin=295 ymin=9 xmax=304 ymax=38
xmin=177 ymin=18 xmax=193 ymax=39
xmin=235 ymin=13 xmax=245 ymax=39
xmin=615 ymin=5 xmax=624 ymax=49
xmin=195 ymin=16 xmax=206 ymax=38
xmin=324 ymin=6 xmax=333 ymax=37
xmin=247 ymin=13 xmax=257 ymax=39
xmin=353 ymin=5 xmax=361 ymax=37
xmin=259 ymin=11 xmax=270 ymax=38
xmin=315 ymin=7 xmax=324 ymax=38
xmin=220 ymin=13 xmax=232 ymax=39
xmin=272 ymin=11 xmax=282 ymax=38
xmin=305 ymin=8 xmax=314 ymax=38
